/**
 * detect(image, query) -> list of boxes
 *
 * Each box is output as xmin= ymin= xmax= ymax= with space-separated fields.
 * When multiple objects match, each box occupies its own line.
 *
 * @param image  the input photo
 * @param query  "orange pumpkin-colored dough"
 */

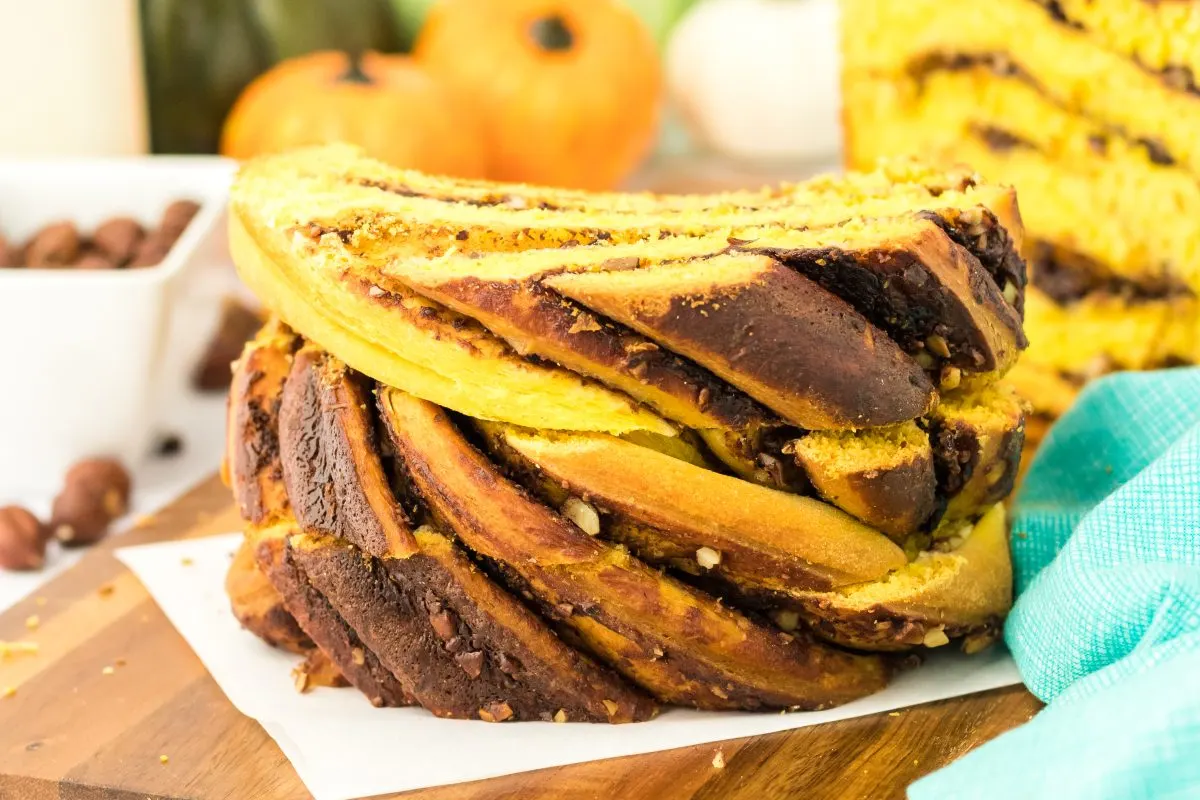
xmin=220 ymin=51 xmax=485 ymax=179
xmin=415 ymin=0 xmax=661 ymax=190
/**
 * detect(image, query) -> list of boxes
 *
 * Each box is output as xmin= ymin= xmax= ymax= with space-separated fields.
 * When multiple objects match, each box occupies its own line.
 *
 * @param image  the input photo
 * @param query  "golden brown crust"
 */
xmin=225 ymin=319 xmax=297 ymax=524
xmin=289 ymin=528 xmax=655 ymax=722
xmin=230 ymin=208 xmax=674 ymax=438
xmin=479 ymin=422 xmax=906 ymax=592
xmin=253 ymin=523 xmax=414 ymax=708
xmin=278 ymin=347 xmax=419 ymax=559
xmin=745 ymin=219 xmax=1025 ymax=375
xmin=787 ymin=424 xmax=938 ymax=540
xmin=545 ymin=256 xmax=937 ymax=430
xmin=785 ymin=504 xmax=1014 ymax=651
xmin=381 ymin=266 xmax=783 ymax=478
xmin=379 ymin=388 xmax=891 ymax=711
xmin=930 ymin=387 xmax=1027 ymax=526
xmin=225 ymin=536 xmax=311 ymax=654
xmin=231 ymin=147 xmax=1025 ymax=440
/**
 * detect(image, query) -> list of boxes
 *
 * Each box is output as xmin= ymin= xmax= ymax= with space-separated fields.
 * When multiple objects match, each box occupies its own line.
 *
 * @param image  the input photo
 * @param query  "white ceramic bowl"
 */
xmin=0 ymin=157 xmax=236 ymax=496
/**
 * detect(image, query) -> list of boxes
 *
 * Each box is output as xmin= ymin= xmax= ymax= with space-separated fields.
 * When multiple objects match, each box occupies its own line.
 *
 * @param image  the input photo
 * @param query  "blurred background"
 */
xmin=0 ymin=0 xmax=842 ymax=185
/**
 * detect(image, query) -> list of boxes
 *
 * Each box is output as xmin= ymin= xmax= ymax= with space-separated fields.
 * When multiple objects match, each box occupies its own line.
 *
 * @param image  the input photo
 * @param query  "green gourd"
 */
xmin=140 ymin=0 xmax=407 ymax=154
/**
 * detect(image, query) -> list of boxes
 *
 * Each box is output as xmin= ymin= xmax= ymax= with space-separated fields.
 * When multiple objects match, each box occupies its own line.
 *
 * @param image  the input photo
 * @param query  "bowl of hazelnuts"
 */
xmin=0 ymin=157 xmax=235 ymax=497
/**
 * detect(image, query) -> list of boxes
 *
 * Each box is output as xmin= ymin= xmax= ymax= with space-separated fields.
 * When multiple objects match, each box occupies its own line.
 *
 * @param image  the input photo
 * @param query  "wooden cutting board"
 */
xmin=0 ymin=474 xmax=1040 ymax=800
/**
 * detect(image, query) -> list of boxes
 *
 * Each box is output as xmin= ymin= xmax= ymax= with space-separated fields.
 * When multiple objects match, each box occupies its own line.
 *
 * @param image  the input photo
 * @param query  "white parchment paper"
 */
xmin=116 ymin=533 xmax=1022 ymax=800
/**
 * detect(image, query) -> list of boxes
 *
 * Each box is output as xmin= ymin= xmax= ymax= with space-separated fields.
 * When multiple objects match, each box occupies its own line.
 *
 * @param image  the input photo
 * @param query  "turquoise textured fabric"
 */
xmin=909 ymin=368 xmax=1200 ymax=800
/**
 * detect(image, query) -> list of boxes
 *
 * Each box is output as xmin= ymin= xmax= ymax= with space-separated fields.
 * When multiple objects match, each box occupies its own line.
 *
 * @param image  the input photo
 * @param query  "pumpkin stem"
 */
xmin=339 ymin=53 xmax=372 ymax=84
xmin=529 ymin=16 xmax=574 ymax=52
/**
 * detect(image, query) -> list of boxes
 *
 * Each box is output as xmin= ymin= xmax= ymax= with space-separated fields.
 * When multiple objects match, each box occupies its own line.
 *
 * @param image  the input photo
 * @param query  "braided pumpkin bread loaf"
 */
xmin=221 ymin=146 xmax=1027 ymax=721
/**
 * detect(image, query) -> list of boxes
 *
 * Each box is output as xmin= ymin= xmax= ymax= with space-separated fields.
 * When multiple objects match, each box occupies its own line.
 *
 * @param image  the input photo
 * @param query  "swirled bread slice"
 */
xmin=785 ymin=422 xmax=936 ymax=540
xmin=230 ymin=147 xmax=1026 ymax=439
xmin=223 ymin=320 xmax=312 ymax=656
xmin=478 ymin=422 xmax=907 ymax=594
xmin=784 ymin=504 xmax=1013 ymax=652
xmin=225 ymin=535 xmax=312 ymax=654
xmin=378 ymin=387 xmax=890 ymax=711
xmin=543 ymin=253 xmax=937 ymax=429
xmin=224 ymin=318 xmax=297 ymax=525
xmin=271 ymin=350 xmax=653 ymax=720
xmin=387 ymin=213 xmax=1021 ymax=434
xmin=238 ymin=145 xmax=1025 ymax=300
xmin=229 ymin=210 xmax=672 ymax=437
xmin=278 ymin=346 xmax=419 ymax=559
xmin=930 ymin=385 xmax=1027 ymax=527
xmin=288 ymin=527 xmax=655 ymax=722
xmin=253 ymin=520 xmax=414 ymax=708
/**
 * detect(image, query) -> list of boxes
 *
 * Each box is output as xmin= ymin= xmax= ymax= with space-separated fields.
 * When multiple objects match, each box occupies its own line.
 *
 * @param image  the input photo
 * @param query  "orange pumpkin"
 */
xmin=220 ymin=51 xmax=485 ymax=178
xmin=415 ymin=0 xmax=662 ymax=190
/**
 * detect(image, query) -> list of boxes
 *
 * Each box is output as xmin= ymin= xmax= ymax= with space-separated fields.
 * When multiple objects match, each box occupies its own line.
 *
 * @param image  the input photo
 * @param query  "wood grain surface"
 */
xmin=0 ymin=475 xmax=1041 ymax=800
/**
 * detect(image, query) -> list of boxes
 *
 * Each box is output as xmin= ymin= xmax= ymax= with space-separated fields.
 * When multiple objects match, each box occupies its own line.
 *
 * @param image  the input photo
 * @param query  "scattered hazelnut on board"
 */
xmin=0 ymin=506 xmax=49 ymax=571
xmin=50 ymin=458 xmax=132 ymax=547
xmin=23 ymin=221 xmax=81 ymax=268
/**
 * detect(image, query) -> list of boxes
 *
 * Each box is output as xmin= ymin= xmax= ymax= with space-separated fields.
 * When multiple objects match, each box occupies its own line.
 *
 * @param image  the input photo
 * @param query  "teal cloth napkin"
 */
xmin=910 ymin=368 xmax=1200 ymax=800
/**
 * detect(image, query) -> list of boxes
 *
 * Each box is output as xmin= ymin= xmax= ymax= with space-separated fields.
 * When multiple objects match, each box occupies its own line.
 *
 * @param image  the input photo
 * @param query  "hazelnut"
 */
xmin=0 ymin=506 xmax=48 ymax=571
xmin=925 ymin=334 xmax=951 ymax=360
xmin=128 ymin=232 xmax=172 ymax=268
xmin=560 ymin=497 xmax=600 ymax=535
xmin=91 ymin=217 xmax=144 ymax=266
xmin=50 ymin=457 xmax=132 ymax=547
xmin=696 ymin=546 xmax=722 ymax=570
xmin=159 ymin=199 xmax=200 ymax=242
xmin=922 ymin=626 xmax=950 ymax=648
xmin=24 ymin=221 xmax=81 ymax=268
xmin=71 ymin=249 xmax=116 ymax=270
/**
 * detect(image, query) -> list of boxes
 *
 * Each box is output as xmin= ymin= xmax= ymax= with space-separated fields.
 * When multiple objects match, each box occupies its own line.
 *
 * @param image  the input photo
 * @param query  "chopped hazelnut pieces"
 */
xmin=925 ymin=334 xmax=951 ymax=359
xmin=351 ymin=647 xmax=366 ymax=666
xmin=602 ymin=699 xmax=619 ymax=717
xmin=478 ymin=702 xmax=514 ymax=722
xmin=2 ymin=686 xmax=14 ymax=699
xmin=159 ymin=755 xmax=169 ymax=765
xmin=696 ymin=546 xmax=722 ymax=570
xmin=553 ymin=709 xmax=568 ymax=723
xmin=292 ymin=665 xmax=311 ymax=693
xmin=1003 ymin=282 xmax=1019 ymax=306
xmin=923 ymin=626 xmax=950 ymax=648
xmin=771 ymin=609 xmax=800 ymax=632
xmin=560 ymin=497 xmax=600 ymax=536
xmin=712 ymin=750 xmax=726 ymax=769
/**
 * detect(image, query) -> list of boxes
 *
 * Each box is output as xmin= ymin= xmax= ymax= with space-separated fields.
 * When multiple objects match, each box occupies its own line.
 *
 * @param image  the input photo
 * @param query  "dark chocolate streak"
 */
xmin=910 ymin=52 xmax=1184 ymax=168
xmin=1035 ymin=1 xmax=1200 ymax=96
xmin=1029 ymin=240 xmax=1194 ymax=304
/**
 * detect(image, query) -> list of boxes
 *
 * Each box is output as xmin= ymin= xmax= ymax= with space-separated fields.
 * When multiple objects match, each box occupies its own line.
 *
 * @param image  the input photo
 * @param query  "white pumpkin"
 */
xmin=666 ymin=0 xmax=841 ymax=161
